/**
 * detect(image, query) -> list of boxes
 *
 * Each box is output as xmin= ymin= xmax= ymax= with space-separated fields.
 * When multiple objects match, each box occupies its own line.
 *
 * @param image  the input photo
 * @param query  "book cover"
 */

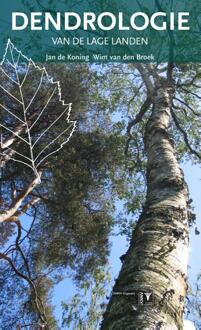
xmin=0 ymin=1 xmax=200 ymax=329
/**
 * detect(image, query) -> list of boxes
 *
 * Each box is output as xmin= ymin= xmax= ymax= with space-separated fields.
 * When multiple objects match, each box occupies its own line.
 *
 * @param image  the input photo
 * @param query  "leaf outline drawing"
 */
xmin=0 ymin=39 xmax=76 ymax=181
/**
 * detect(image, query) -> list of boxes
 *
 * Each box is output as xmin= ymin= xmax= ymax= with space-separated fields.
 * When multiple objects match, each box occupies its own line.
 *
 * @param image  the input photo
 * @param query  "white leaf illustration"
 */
xmin=0 ymin=39 xmax=76 ymax=181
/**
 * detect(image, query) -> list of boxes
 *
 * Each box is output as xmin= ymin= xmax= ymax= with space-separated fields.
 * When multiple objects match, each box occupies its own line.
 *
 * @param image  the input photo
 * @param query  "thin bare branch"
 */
xmin=180 ymin=87 xmax=201 ymax=100
xmin=0 ymin=252 xmax=47 ymax=325
xmin=171 ymin=108 xmax=201 ymax=161
xmin=177 ymin=72 xmax=201 ymax=87
xmin=125 ymin=96 xmax=152 ymax=155
xmin=174 ymin=97 xmax=201 ymax=116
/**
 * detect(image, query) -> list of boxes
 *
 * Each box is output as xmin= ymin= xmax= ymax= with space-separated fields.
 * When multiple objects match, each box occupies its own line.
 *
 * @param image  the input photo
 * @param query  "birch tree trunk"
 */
xmin=102 ymin=81 xmax=189 ymax=329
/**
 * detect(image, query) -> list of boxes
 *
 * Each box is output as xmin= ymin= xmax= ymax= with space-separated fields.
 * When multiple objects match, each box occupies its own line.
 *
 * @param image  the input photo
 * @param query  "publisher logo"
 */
xmin=113 ymin=291 xmax=154 ymax=309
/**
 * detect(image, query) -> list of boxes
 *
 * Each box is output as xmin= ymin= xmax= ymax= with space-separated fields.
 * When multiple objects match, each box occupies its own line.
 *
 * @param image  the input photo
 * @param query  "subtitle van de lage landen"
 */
xmin=52 ymin=36 xmax=148 ymax=46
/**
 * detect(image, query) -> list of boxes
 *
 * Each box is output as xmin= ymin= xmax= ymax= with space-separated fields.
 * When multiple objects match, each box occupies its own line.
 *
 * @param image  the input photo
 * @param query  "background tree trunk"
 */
xmin=102 ymin=82 xmax=189 ymax=329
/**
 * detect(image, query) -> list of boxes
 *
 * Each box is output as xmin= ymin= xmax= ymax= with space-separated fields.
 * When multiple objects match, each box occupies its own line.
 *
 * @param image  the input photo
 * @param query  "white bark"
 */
xmin=102 ymin=82 xmax=189 ymax=329
xmin=0 ymin=174 xmax=41 ymax=223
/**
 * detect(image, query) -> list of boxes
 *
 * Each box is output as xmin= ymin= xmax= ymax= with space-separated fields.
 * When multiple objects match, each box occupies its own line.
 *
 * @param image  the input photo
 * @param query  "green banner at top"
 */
xmin=1 ymin=0 xmax=201 ymax=63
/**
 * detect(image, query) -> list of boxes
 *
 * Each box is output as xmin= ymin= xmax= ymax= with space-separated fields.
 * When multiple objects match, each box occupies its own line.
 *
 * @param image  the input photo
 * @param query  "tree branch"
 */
xmin=177 ymin=72 xmax=201 ymax=87
xmin=134 ymin=64 xmax=154 ymax=94
xmin=0 ymin=252 xmax=47 ymax=325
xmin=125 ymin=96 xmax=152 ymax=155
xmin=1 ymin=123 xmax=26 ymax=149
xmin=180 ymin=86 xmax=201 ymax=100
xmin=174 ymin=97 xmax=201 ymax=116
xmin=170 ymin=108 xmax=201 ymax=161
xmin=0 ymin=174 xmax=41 ymax=223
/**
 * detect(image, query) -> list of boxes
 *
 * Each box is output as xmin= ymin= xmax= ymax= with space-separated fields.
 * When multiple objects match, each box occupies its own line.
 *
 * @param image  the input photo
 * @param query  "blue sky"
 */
xmin=183 ymin=163 xmax=201 ymax=284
